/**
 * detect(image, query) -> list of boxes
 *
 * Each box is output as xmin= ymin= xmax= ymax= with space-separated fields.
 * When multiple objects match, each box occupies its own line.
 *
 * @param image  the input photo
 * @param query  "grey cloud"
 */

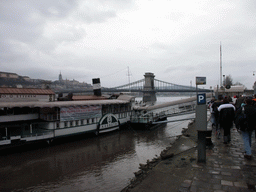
xmin=164 ymin=65 xmax=180 ymax=73
xmin=0 ymin=0 xmax=118 ymax=45
xmin=0 ymin=0 xmax=119 ymax=68
xmin=0 ymin=3 xmax=43 ymax=43
xmin=27 ymin=1 xmax=78 ymax=18
xmin=151 ymin=43 xmax=170 ymax=51
xmin=98 ymin=0 xmax=134 ymax=9
xmin=74 ymin=5 xmax=116 ymax=24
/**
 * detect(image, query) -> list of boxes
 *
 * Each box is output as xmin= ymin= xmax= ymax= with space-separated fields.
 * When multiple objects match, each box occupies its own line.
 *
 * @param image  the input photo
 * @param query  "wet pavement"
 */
xmin=122 ymin=122 xmax=256 ymax=192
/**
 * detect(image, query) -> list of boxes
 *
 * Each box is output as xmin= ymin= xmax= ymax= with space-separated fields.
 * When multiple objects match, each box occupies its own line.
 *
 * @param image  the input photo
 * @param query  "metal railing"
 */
xmin=21 ymin=131 xmax=54 ymax=140
xmin=0 ymin=130 xmax=54 ymax=143
xmin=130 ymin=101 xmax=196 ymax=124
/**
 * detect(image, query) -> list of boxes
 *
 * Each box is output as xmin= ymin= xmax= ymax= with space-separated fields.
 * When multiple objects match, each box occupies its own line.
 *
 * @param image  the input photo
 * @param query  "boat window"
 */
xmin=92 ymin=118 xmax=94 ymax=123
xmin=24 ymin=125 xmax=29 ymax=131
xmin=70 ymin=121 xmax=73 ymax=126
xmin=32 ymin=124 xmax=38 ymax=129
xmin=56 ymin=122 xmax=60 ymax=128
xmin=64 ymin=121 xmax=68 ymax=127
xmin=76 ymin=120 xmax=79 ymax=126
xmin=87 ymin=119 xmax=90 ymax=124
xmin=6 ymin=108 xmax=14 ymax=115
xmin=81 ymin=119 xmax=84 ymax=125
xmin=120 ymin=104 xmax=124 ymax=112
xmin=102 ymin=105 xmax=108 ymax=114
xmin=0 ymin=108 xmax=5 ymax=115
xmin=48 ymin=114 xmax=53 ymax=121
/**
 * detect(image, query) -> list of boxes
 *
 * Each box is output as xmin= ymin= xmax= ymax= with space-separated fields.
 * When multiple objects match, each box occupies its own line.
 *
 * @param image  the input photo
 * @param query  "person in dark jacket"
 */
xmin=235 ymin=95 xmax=245 ymax=110
xmin=212 ymin=95 xmax=223 ymax=135
xmin=235 ymin=98 xmax=256 ymax=159
xmin=218 ymin=98 xmax=235 ymax=144
xmin=208 ymin=97 xmax=216 ymax=127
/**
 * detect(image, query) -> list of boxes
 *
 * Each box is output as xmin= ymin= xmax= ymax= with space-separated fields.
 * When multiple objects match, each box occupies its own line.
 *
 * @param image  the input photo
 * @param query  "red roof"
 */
xmin=0 ymin=87 xmax=55 ymax=95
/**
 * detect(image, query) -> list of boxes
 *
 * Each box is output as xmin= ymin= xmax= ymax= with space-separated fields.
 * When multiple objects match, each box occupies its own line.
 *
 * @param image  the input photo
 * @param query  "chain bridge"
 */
xmin=102 ymin=73 xmax=211 ymax=103
xmin=57 ymin=72 xmax=212 ymax=103
xmin=103 ymin=73 xmax=210 ymax=93
xmin=106 ymin=78 xmax=209 ymax=93
xmin=108 ymin=73 xmax=212 ymax=127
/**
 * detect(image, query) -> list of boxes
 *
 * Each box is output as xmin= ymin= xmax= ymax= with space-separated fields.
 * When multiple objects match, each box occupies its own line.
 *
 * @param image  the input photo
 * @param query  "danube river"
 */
xmin=0 ymin=96 xmax=195 ymax=192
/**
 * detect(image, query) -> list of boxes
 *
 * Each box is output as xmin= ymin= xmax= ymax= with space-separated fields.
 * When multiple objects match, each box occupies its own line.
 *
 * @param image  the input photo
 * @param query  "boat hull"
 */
xmin=130 ymin=116 xmax=167 ymax=130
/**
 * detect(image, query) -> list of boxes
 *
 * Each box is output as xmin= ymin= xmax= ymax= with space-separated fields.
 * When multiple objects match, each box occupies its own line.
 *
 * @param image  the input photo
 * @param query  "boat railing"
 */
xmin=130 ymin=101 xmax=196 ymax=123
xmin=130 ymin=111 xmax=167 ymax=123
xmin=0 ymin=131 xmax=54 ymax=145
xmin=0 ymin=136 xmax=9 ymax=141
xmin=165 ymin=101 xmax=196 ymax=116
xmin=21 ymin=130 xmax=54 ymax=139
xmin=130 ymin=112 xmax=154 ymax=123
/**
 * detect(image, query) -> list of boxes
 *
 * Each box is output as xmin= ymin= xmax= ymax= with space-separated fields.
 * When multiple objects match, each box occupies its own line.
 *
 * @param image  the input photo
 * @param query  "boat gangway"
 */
xmin=130 ymin=93 xmax=212 ymax=126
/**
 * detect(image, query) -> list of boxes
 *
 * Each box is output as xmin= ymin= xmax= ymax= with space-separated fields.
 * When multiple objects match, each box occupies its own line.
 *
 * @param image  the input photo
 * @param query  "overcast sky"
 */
xmin=1 ymin=0 xmax=256 ymax=89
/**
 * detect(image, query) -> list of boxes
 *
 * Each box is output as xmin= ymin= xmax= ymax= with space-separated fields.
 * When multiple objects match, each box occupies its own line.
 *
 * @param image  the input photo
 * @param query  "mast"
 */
xmin=220 ymin=42 xmax=222 ymax=87
xmin=127 ymin=67 xmax=131 ymax=92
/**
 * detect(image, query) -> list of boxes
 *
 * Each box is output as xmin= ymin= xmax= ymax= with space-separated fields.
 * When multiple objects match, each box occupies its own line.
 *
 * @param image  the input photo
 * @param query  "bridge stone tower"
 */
xmin=143 ymin=72 xmax=156 ymax=103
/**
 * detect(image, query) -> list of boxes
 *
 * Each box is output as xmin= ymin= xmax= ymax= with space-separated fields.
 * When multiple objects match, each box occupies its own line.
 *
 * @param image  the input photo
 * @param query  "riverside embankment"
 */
xmin=121 ymin=121 xmax=256 ymax=192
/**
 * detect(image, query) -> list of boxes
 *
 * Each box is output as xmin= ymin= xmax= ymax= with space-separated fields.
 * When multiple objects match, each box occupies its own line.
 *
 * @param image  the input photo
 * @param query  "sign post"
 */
xmin=195 ymin=77 xmax=207 ymax=163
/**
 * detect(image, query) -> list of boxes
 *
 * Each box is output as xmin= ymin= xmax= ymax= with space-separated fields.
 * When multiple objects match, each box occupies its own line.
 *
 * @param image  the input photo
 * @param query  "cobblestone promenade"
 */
xmin=186 ymin=128 xmax=256 ymax=192
xmin=123 ymin=124 xmax=256 ymax=192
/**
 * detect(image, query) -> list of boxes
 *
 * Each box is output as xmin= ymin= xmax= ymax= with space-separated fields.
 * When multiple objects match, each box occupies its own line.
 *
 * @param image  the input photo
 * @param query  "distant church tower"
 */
xmin=59 ymin=71 xmax=63 ymax=82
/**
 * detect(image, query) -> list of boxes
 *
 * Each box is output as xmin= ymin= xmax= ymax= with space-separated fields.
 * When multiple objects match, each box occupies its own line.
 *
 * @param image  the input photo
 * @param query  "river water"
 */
xmin=0 ymin=96 xmax=194 ymax=192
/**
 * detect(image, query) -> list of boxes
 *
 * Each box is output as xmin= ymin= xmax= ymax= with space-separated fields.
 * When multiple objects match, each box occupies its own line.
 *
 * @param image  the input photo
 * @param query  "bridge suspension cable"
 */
xmin=110 ymin=78 xmax=208 ymax=93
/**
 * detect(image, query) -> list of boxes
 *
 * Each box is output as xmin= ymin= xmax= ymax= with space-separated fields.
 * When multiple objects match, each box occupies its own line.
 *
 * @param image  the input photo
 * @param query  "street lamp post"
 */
xmin=253 ymin=71 xmax=256 ymax=94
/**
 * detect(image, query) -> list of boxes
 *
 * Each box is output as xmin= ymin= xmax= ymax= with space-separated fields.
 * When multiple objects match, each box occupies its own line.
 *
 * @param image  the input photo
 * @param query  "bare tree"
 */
xmin=225 ymin=75 xmax=233 ymax=86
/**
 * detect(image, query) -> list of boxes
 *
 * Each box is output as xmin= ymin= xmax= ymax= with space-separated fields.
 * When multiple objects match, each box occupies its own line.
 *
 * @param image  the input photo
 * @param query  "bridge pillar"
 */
xmin=143 ymin=72 xmax=156 ymax=103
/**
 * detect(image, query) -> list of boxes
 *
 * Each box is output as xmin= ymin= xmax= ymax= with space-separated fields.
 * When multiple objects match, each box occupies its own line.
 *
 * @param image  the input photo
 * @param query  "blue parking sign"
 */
xmin=197 ymin=93 xmax=206 ymax=105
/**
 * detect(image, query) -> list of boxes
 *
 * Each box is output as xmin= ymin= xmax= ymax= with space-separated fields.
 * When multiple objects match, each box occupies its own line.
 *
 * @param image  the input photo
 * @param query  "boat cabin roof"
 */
xmin=0 ymin=99 xmax=131 ymax=109
xmin=0 ymin=87 xmax=55 ymax=95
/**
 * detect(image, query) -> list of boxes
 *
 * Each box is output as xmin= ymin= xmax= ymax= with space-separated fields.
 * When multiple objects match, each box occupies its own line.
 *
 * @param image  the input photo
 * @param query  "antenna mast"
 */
xmin=220 ymin=42 xmax=223 ymax=87
xmin=127 ymin=67 xmax=131 ymax=92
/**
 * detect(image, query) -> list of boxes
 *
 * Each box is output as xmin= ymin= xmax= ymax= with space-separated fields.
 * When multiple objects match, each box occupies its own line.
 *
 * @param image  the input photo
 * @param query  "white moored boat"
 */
xmin=0 ymin=86 xmax=135 ymax=149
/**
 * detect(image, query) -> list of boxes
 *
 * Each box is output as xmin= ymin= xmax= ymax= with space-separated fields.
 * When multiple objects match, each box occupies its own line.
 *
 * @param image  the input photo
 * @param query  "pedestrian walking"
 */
xmin=235 ymin=98 xmax=256 ymax=159
xmin=218 ymin=98 xmax=235 ymax=144
xmin=235 ymin=95 xmax=245 ymax=110
xmin=253 ymin=94 xmax=256 ymax=138
xmin=208 ymin=97 xmax=216 ymax=127
xmin=228 ymin=95 xmax=233 ymax=103
xmin=212 ymin=95 xmax=223 ymax=138
xmin=252 ymin=94 xmax=256 ymax=106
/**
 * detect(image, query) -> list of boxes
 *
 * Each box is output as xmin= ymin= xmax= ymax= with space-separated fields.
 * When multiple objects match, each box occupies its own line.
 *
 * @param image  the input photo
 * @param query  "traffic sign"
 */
xmin=196 ymin=77 xmax=206 ymax=85
xmin=197 ymin=93 xmax=206 ymax=105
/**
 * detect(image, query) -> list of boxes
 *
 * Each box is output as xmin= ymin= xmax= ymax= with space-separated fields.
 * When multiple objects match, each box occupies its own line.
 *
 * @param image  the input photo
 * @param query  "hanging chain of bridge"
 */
xmin=110 ymin=79 xmax=203 ymax=92
xmin=112 ymin=79 xmax=145 ymax=90
xmin=154 ymin=79 xmax=197 ymax=91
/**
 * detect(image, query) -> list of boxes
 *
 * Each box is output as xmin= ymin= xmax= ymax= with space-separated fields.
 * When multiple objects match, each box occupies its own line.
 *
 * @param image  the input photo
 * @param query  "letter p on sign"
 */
xmin=197 ymin=93 xmax=206 ymax=105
